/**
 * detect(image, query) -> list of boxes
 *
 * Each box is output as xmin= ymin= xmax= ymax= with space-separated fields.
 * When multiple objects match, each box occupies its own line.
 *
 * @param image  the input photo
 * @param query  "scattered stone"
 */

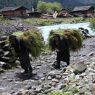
xmin=52 ymin=78 xmax=59 ymax=83
xmin=56 ymin=75 xmax=61 ymax=79
xmin=48 ymin=70 xmax=61 ymax=78
xmin=15 ymin=89 xmax=30 ymax=95
xmin=78 ymin=87 xmax=86 ymax=95
xmin=87 ymin=52 xmax=94 ymax=56
xmin=73 ymin=61 xmax=87 ymax=75
xmin=75 ymin=75 xmax=80 ymax=80
xmin=57 ymin=84 xmax=64 ymax=90
xmin=0 ymin=49 xmax=4 ymax=57
xmin=0 ymin=36 xmax=7 ymax=41
xmin=47 ymin=76 xmax=52 ymax=80
xmin=0 ymin=68 xmax=5 ymax=73
xmin=89 ymin=83 xmax=95 ymax=92
xmin=0 ymin=41 xmax=6 ymax=48
xmin=41 ymin=77 xmax=45 ymax=81
xmin=1 ymin=92 xmax=11 ymax=95
xmin=35 ymin=86 xmax=42 ymax=93
xmin=2 ymin=63 xmax=11 ymax=69
xmin=2 ymin=44 xmax=10 ymax=51
xmin=4 ymin=51 xmax=11 ymax=57
xmin=36 ymin=66 xmax=41 ymax=69
xmin=51 ymin=82 xmax=57 ymax=86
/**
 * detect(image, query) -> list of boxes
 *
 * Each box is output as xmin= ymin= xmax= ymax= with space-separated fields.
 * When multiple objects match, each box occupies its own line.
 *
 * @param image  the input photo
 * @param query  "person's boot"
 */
xmin=54 ymin=64 xmax=60 ymax=69
xmin=29 ymin=66 xmax=33 ymax=74
xmin=66 ymin=61 xmax=70 ymax=66
xmin=52 ymin=61 xmax=60 ymax=69
xmin=23 ymin=69 xmax=28 ymax=74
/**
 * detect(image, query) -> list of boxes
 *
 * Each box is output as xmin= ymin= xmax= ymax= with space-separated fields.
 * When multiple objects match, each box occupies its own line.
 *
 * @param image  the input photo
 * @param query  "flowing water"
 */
xmin=38 ymin=22 xmax=95 ymax=42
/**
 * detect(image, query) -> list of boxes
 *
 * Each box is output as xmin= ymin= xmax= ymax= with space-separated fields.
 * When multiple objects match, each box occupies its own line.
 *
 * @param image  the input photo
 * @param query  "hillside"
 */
xmin=0 ymin=0 xmax=95 ymax=10
xmin=44 ymin=0 xmax=95 ymax=9
xmin=0 ymin=0 xmax=38 ymax=9
xmin=62 ymin=0 xmax=95 ymax=9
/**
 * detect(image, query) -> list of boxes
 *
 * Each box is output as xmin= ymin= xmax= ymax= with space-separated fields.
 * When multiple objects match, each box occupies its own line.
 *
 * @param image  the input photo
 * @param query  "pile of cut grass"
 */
xmin=12 ymin=28 xmax=44 ymax=58
xmin=48 ymin=29 xmax=83 ymax=51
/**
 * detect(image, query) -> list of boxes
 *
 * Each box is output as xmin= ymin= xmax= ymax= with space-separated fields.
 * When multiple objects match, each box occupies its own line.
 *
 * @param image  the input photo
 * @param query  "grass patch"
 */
xmin=48 ymin=86 xmax=78 ymax=95
xmin=48 ymin=91 xmax=62 ymax=95
xmin=0 ymin=16 xmax=91 ymax=26
xmin=89 ymin=18 xmax=95 ymax=29
xmin=22 ymin=17 xmax=85 ymax=26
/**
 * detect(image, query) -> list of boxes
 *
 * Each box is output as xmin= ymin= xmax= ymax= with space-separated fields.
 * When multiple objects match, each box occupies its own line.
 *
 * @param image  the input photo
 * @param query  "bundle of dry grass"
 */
xmin=48 ymin=29 xmax=83 ymax=51
xmin=12 ymin=28 xmax=44 ymax=58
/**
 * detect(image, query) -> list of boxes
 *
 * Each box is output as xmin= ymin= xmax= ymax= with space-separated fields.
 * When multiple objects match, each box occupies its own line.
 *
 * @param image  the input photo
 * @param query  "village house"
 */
xmin=57 ymin=9 xmax=71 ymax=18
xmin=0 ymin=6 xmax=28 ymax=18
xmin=71 ymin=5 xmax=95 ymax=17
xmin=27 ymin=11 xmax=42 ymax=18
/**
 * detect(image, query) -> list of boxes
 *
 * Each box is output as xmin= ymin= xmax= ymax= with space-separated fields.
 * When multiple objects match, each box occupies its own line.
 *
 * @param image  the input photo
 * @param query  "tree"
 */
xmin=37 ymin=1 xmax=62 ymax=13
xmin=48 ymin=2 xmax=62 ymax=12
xmin=37 ymin=1 xmax=48 ymax=13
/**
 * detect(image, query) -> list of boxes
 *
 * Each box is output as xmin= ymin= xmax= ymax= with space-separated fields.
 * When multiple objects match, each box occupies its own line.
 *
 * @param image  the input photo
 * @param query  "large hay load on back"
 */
xmin=48 ymin=29 xmax=83 ymax=51
xmin=11 ymin=28 xmax=44 ymax=58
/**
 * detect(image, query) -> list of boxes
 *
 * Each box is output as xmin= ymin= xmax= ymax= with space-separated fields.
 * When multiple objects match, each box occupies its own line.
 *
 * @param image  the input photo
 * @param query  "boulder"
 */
xmin=0 ymin=49 xmax=4 ymax=57
xmin=15 ymin=89 xmax=30 ymax=95
xmin=48 ymin=70 xmax=61 ymax=78
xmin=73 ymin=61 xmax=87 ymax=75
xmin=0 ymin=57 xmax=10 ymax=63
xmin=2 ymin=44 xmax=10 ymax=51
xmin=4 ymin=51 xmax=11 ymax=57
xmin=2 ymin=62 xmax=12 ymax=69
xmin=0 ymin=36 xmax=7 ymax=41
xmin=0 ymin=41 xmax=6 ymax=48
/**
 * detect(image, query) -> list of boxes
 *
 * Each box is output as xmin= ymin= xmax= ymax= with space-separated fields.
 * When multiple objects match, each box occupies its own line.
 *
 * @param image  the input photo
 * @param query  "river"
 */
xmin=38 ymin=22 xmax=95 ymax=42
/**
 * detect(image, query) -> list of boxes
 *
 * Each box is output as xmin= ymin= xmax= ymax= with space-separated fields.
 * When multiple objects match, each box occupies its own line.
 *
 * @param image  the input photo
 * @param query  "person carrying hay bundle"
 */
xmin=49 ymin=33 xmax=70 ymax=69
xmin=9 ymin=28 xmax=44 ymax=74
xmin=48 ymin=29 xmax=83 ymax=69
xmin=9 ymin=35 xmax=32 ymax=74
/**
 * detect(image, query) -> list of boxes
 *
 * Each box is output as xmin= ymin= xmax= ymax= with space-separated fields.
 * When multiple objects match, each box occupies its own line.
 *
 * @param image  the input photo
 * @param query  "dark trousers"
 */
xmin=56 ymin=49 xmax=70 ymax=68
xmin=18 ymin=52 xmax=32 ymax=73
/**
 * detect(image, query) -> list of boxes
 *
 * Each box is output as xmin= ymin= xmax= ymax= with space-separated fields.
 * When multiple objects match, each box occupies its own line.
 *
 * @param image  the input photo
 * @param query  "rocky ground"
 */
xmin=0 ymin=36 xmax=95 ymax=95
xmin=0 ymin=19 xmax=34 ymax=37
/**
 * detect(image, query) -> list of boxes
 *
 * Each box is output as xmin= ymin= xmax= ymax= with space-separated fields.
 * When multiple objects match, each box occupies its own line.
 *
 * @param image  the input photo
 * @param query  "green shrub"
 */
xmin=48 ymin=29 xmax=83 ymax=51
xmin=0 ymin=16 xmax=4 ymax=22
xmin=48 ymin=91 xmax=73 ymax=95
xmin=0 ymin=68 xmax=5 ymax=74
xmin=63 ymin=92 xmax=72 ymax=95
xmin=90 ymin=18 xmax=95 ymax=29
xmin=72 ymin=87 xmax=78 ymax=93
xmin=48 ymin=91 xmax=62 ymax=95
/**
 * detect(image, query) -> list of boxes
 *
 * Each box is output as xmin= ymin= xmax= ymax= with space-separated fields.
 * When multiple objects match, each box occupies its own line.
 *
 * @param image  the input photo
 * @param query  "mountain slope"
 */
xmin=62 ymin=0 xmax=95 ymax=9
xmin=0 ymin=0 xmax=37 ymax=9
xmin=45 ymin=0 xmax=95 ymax=9
xmin=0 ymin=0 xmax=95 ymax=10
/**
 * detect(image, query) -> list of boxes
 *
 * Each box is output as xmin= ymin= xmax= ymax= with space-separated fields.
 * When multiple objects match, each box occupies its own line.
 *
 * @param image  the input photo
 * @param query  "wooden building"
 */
xmin=0 ymin=6 xmax=27 ymax=18
xmin=27 ymin=11 xmax=42 ymax=18
xmin=57 ymin=9 xmax=71 ymax=18
xmin=71 ymin=5 xmax=95 ymax=17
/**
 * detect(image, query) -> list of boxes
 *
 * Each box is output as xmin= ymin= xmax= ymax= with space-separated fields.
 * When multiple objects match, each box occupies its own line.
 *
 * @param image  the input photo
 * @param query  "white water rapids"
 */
xmin=38 ymin=22 xmax=95 ymax=42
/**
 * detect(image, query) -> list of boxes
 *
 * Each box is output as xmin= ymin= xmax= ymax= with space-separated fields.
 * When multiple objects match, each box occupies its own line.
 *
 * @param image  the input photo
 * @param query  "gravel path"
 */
xmin=0 ymin=37 xmax=95 ymax=95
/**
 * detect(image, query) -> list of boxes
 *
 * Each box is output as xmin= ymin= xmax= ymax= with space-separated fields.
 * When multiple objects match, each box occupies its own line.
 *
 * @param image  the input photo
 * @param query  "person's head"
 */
xmin=9 ymin=35 xmax=17 ymax=45
xmin=54 ymin=34 xmax=60 ymax=42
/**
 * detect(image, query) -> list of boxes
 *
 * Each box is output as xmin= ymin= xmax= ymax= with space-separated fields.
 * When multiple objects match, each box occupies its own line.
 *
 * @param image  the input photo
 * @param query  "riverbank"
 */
xmin=0 ymin=37 xmax=95 ymax=95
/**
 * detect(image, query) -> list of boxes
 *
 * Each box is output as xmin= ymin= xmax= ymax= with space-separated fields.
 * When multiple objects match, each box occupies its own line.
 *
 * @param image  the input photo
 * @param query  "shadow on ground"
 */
xmin=15 ymin=72 xmax=38 ymax=81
